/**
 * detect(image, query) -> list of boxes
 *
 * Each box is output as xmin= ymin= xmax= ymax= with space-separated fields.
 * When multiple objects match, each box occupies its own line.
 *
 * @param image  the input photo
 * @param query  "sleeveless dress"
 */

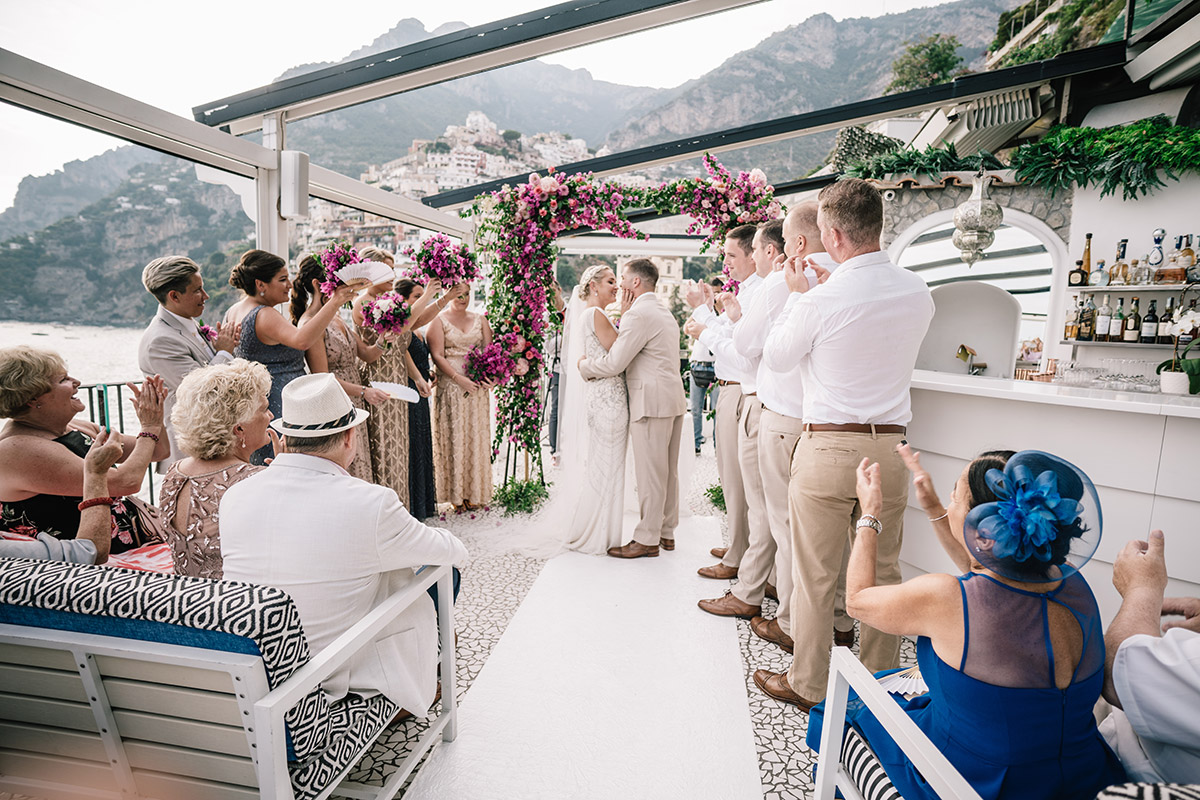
xmin=234 ymin=305 xmax=306 ymax=465
xmin=157 ymin=462 xmax=261 ymax=579
xmin=564 ymin=308 xmax=629 ymax=553
xmin=364 ymin=331 xmax=411 ymax=506
xmin=821 ymin=571 xmax=1127 ymax=800
xmin=407 ymin=333 xmax=437 ymax=519
xmin=432 ymin=314 xmax=492 ymax=507
xmin=323 ymin=321 xmax=373 ymax=482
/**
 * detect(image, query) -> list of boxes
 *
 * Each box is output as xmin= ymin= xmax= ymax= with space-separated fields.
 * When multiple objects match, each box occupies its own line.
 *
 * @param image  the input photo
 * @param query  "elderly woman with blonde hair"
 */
xmin=157 ymin=359 xmax=272 ymax=579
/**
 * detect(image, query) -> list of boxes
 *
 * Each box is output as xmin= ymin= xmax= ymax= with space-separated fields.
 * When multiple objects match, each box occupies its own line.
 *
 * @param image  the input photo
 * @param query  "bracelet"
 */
xmin=137 ymin=431 xmax=159 ymax=443
xmin=855 ymin=514 xmax=883 ymax=535
xmin=928 ymin=510 xmax=949 ymax=522
xmin=360 ymin=386 xmax=367 ymax=400
xmin=78 ymin=497 xmax=115 ymax=511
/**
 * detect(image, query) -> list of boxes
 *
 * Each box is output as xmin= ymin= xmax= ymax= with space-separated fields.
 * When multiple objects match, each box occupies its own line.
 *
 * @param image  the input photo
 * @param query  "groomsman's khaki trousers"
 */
xmin=714 ymin=387 xmax=750 ymax=568
xmin=731 ymin=397 xmax=773 ymax=607
xmin=786 ymin=430 xmax=908 ymax=701
xmin=630 ymin=413 xmax=684 ymax=547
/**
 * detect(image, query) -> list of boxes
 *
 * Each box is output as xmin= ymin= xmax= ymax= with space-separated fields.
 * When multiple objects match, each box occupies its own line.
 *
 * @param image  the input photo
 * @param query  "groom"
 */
xmin=579 ymin=258 xmax=687 ymax=559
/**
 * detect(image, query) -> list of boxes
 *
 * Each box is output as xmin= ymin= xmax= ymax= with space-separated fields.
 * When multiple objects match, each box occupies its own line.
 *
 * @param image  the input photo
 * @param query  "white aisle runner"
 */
xmin=404 ymin=515 xmax=764 ymax=800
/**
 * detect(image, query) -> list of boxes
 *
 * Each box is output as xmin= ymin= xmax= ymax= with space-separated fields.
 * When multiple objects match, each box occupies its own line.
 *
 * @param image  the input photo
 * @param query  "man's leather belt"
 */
xmin=716 ymin=380 xmax=740 ymax=386
xmin=744 ymin=391 xmax=757 ymax=397
xmin=803 ymin=423 xmax=906 ymax=434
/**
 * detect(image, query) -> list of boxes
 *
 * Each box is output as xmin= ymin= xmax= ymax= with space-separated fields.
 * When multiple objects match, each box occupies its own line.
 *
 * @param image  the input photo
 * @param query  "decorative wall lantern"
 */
xmin=952 ymin=171 xmax=1004 ymax=265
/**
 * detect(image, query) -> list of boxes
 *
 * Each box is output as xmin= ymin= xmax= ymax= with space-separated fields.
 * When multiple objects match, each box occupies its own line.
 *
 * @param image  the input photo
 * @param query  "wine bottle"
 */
xmin=1158 ymin=297 xmax=1175 ymax=345
xmin=1064 ymin=295 xmax=1080 ymax=341
xmin=1180 ymin=300 xmax=1198 ymax=347
xmin=1095 ymin=294 xmax=1113 ymax=343
xmin=1078 ymin=295 xmax=1096 ymax=341
xmin=1109 ymin=297 xmax=1125 ymax=342
xmin=1122 ymin=296 xmax=1141 ymax=343
xmin=1140 ymin=300 xmax=1158 ymax=344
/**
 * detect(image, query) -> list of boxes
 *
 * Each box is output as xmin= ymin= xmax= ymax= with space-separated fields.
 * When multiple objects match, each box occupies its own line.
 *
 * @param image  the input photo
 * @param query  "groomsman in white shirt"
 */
xmin=138 ymin=256 xmax=239 ymax=468
xmin=683 ymin=224 xmax=762 ymax=579
xmin=755 ymin=179 xmax=934 ymax=710
xmin=692 ymin=220 xmax=785 ymax=619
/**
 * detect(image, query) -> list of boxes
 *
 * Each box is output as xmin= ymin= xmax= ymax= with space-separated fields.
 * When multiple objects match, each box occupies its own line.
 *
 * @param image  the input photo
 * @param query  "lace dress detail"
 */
xmin=323 ymin=321 xmax=373 ymax=482
xmin=432 ymin=314 xmax=493 ymax=506
xmin=157 ymin=462 xmax=261 ymax=579
xmin=407 ymin=334 xmax=437 ymax=519
xmin=364 ymin=331 xmax=411 ymax=506
xmin=234 ymin=305 xmax=307 ymax=465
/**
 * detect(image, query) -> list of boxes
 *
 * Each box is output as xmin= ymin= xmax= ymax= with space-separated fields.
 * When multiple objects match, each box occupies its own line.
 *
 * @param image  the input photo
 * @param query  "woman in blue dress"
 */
xmin=223 ymin=250 xmax=358 ymax=464
xmin=818 ymin=445 xmax=1126 ymax=800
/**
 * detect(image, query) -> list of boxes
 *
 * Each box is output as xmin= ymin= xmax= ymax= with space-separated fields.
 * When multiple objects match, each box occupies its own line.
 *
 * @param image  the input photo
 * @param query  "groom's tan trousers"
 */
xmin=714 ymin=387 xmax=749 ymax=568
xmin=630 ymin=413 xmax=684 ymax=547
xmin=730 ymin=396 xmax=773 ymax=607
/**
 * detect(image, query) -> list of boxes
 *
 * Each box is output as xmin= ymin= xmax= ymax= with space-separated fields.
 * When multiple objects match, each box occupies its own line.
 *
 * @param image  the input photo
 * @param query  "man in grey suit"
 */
xmin=138 ymin=255 xmax=239 ymax=469
xmin=579 ymin=259 xmax=687 ymax=559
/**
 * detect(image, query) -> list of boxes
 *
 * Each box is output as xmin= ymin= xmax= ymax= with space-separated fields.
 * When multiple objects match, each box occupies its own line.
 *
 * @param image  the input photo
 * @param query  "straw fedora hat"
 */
xmin=269 ymin=373 xmax=369 ymax=438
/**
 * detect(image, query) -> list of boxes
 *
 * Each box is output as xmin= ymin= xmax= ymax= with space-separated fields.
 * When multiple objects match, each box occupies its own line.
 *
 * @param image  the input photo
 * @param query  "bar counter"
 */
xmin=904 ymin=369 xmax=1200 ymax=623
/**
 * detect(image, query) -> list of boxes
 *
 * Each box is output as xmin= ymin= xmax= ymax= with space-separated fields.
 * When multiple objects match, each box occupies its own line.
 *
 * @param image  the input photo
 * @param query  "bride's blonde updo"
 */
xmin=578 ymin=265 xmax=612 ymax=300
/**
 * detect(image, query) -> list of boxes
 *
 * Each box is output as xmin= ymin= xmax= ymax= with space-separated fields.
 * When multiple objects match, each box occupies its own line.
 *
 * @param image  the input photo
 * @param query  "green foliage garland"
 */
xmin=492 ymin=478 xmax=551 ymax=516
xmin=842 ymin=143 xmax=1004 ymax=180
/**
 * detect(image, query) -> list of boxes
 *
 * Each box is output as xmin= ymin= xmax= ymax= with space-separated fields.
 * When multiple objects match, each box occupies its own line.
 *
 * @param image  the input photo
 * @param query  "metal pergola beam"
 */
xmin=192 ymin=0 xmax=767 ymax=136
xmin=424 ymin=42 xmax=1127 ymax=209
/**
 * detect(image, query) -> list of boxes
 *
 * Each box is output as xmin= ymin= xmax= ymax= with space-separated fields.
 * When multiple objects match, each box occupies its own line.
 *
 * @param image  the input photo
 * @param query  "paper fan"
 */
xmin=335 ymin=260 xmax=394 ymax=288
xmin=370 ymin=381 xmax=419 ymax=403
xmin=876 ymin=665 xmax=928 ymax=699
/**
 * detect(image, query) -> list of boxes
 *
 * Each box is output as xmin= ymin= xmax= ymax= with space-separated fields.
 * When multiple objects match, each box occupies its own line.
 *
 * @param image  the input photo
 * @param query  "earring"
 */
xmin=36 ymin=403 xmax=42 ymax=408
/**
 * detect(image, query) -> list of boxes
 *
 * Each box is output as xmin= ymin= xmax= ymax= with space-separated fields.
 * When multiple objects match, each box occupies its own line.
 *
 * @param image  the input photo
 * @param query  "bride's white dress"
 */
xmin=564 ymin=308 xmax=630 ymax=554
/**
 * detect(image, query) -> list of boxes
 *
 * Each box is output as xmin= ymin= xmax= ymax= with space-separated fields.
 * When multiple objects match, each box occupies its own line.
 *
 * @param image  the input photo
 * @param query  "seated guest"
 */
xmin=157 ymin=359 xmax=271 ymax=579
xmin=0 ymin=429 xmax=124 ymax=563
xmin=1100 ymin=529 xmax=1200 ymax=783
xmin=0 ymin=347 xmax=170 ymax=553
xmin=138 ymin=255 xmax=239 ymax=469
xmin=220 ymin=374 xmax=467 ymax=714
xmin=812 ymin=445 xmax=1126 ymax=800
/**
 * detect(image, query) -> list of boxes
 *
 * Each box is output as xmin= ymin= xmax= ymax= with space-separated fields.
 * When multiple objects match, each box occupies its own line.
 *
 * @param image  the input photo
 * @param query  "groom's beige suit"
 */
xmin=580 ymin=292 xmax=687 ymax=546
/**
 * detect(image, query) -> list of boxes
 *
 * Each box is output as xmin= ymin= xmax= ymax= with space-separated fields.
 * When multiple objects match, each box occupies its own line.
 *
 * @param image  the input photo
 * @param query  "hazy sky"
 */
xmin=0 ymin=0 xmax=950 ymax=209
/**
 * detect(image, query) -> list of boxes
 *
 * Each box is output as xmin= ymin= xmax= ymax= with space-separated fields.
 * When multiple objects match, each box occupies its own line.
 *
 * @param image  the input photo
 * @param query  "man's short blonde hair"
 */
xmin=817 ymin=178 xmax=884 ymax=249
xmin=143 ymin=256 xmax=200 ymax=304
xmin=357 ymin=245 xmax=394 ymax=264
xmin=0 ymin=346 xmax=67 ymax=419
xmin=172 ymin=359 xmax=271 ymax=460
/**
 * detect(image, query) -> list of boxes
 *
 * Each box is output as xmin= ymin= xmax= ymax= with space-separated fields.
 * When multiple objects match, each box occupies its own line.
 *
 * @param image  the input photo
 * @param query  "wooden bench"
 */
xmin=0 ymin=557 xmax=457 ymax=800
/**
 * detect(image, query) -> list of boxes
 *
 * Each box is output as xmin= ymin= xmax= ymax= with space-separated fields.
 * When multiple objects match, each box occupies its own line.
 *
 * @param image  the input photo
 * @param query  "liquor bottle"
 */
xmin=1090 ymin=259 xmax=1109 ymax=286
xmin=1122 ymin=296 xmax=1141 ymax=343
xmin=1168 ymin=236 xmax=1182 ymax=268
xmin=1109 ymin=297 xmax=1125 ymax=342
xmin=1111 ymin=240 xmax=1129 ymax=285
xmin=1158 ymin=297 xmax=1175 ymax=345
xmin=1068 ymin=259 xmax=1089 ymax=288
xmin=1131 ymin=258 xmax=1151 ymax=285
xmin=1147 ymin=228 xmax=1166 ymax=268
xmin=1078 ymin=295 xmax=1096 ymax=341
xmin=1140 ymin=300 xmax=1159 ymax=344
xmin=1181 ymin=234 xmax=1196 ymax=269
xmin=1157 ymin=254 xmax=1186 ymax=284
xmin=1180 ymin=300 xmax=1198 ymax=348
xmin=1095 ymin=294 xmax=1113 ymax=342
xmin=1063 ymin=295 xmax=1080 ymax=341
xmin=1082 ymin=232 xmax=1093 ymax=272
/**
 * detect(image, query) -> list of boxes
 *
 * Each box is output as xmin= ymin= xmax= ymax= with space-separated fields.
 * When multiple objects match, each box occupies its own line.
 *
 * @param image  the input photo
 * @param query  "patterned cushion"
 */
xmin=0 ymin=557 xmax=331 ymax=761
xmin=289 ymin=693 xmax=399 ymax=800
xmin=1097 ymin=785 xmax=1200 ymax=800
xmin=841 ymin=726 xmax=904 ymax=800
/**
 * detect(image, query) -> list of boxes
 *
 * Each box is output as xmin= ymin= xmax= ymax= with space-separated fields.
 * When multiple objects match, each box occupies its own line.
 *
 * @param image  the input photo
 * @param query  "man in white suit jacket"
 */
xmin=580 ymin=259 xmax=687 ymax=559
xmin=137 ymin=255 xmax=238 ymax=469
xmin=221 ymin=374 xmax=467 ymax=715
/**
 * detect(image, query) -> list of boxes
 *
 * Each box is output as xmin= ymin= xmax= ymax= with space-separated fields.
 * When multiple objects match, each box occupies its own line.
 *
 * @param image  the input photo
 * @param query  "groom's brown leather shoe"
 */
xmin=698 ymin=593 xmax=760 ymax=619
xmin=751 ymin=616 xmax=794 ymax=653
xmin=607 ymin=541 xmax=659 ymax=559
xmin=753 ymin=669 xmax=816 ymax=711
xmin=697 ymin=563 xmax=738 ymax=579
xmin=710 ymin=546 xmax=728 ymax=559
xmin=659 ymin=538 xmax=675 ymax=551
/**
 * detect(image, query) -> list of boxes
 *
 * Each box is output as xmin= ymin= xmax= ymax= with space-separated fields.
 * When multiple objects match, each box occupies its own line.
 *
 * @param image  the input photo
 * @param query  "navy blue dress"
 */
xmin=234 ymin=305 xmax=306 ymax=465
xmin=406 ymin=333 xmax=437 ymax=519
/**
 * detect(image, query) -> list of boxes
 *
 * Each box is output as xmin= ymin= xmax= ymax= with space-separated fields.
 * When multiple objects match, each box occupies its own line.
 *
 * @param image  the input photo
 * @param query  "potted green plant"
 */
xmin=1157 ymin=301 xmax=1200 ymax=395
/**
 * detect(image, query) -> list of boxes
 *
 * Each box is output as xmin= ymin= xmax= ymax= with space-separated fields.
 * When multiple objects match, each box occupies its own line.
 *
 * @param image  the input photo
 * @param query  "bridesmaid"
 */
xmin=223 ymin=249 xmax=357 ymax=464
xmin=290 ymin=255 xmax=388 ymax=482
xmin=427 ymin=283 xmax=494 ymax=512
xmin=405 ymin=280 xmax=438 ymax=519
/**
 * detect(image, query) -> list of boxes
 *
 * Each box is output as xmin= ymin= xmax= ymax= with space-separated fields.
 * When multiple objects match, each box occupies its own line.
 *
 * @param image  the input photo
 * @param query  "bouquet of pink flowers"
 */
xmin=658 ymin=154 xmax=782 ymax=253
xmin=405 ymin=233 xmax=478 ymax=286
xmin=360 ymin=291 xmax=411 ymax=338
xmin=316 ymin=241 xmax=362 ymax=298
xmin=462 ymin=341 xmax=514 ymax=384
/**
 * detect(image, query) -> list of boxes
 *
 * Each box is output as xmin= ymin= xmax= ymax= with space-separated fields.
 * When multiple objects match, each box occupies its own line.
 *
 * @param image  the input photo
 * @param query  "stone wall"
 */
xmin=880 ymin=183 xmax=1073 ymax=250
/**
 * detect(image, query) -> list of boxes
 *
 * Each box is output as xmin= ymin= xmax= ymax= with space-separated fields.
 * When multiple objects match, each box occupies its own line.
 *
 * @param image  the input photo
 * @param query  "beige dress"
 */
xmin=324 ymin=321 xmax=373 ymax=482
xmin=433 ymin=314 xmax=493 ymax=506
xmin=364 ymin=331 xmax=411 ymax=506
xmin=158 ymin=462 xmax=262 ymax=579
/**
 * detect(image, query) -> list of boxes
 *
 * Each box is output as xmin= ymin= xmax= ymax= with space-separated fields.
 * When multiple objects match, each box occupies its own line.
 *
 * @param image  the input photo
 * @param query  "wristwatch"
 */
xmin=855 ymin=515 xmax=883 ymax=535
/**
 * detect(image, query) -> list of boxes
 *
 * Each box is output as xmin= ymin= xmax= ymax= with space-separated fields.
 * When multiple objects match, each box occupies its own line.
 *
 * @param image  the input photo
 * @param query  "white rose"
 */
xmin=749 ymin=168 xmax=768 ymax=186
xmin=539 ymin=176 xmax=560 ymax=194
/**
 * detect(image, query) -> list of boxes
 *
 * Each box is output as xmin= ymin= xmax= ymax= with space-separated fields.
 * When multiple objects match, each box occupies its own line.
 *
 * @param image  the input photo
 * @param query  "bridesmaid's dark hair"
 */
xmin=228 ymin=249 xmax=286 ymax=296
xmin=394 ymin=278 xmax=419 ymax=301
xmin=290 ymin=255 xmax=325 ymax=324
xmin=965 ymin=450 xmax=1016 ymax=508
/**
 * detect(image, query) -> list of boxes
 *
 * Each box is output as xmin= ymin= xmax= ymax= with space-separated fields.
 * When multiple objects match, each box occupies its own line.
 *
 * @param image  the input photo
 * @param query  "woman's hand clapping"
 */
xmin=83 ymin=428 xmax=124 ymax=475
xmin=896 ymin=442 xmax=945 ymax=519
xmin=128 ymin=375 xmax=167 ymax=430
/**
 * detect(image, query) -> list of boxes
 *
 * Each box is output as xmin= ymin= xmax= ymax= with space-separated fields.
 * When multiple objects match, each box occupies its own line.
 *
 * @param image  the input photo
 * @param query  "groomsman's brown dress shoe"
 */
xmin=753 ymin=669 xmax=816 ymax=711
xmin=710 ymin=546 xmax=728 ymax=559
xmin=834 ymin=627 xmax=856 ymax=648
xmin=660 ymin=538 xmax=675 ymax=551
xmin=764 ymin=582 xmax=778 ymax=602
xmin=751 ymin=616 xmax=794 ymax=653
xmin=607 ymin=541 xmax=659 ymax=559
xmin=698 ymin=593 xmax=760 ymax=619
xmin=697 ymin=563 xmax=738 ymax=579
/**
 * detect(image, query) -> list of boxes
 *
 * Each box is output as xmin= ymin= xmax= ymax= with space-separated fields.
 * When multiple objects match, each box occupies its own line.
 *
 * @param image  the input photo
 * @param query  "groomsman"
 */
xmin=683 ymin=224 xmax=761 ymax=578
xmin=138 ymin=255 xmax=238 ymax=468
xmin=755 ymin=179 xmax=934 ymax=710
xmin=692 ymin=220 xmax=784 ymax=619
